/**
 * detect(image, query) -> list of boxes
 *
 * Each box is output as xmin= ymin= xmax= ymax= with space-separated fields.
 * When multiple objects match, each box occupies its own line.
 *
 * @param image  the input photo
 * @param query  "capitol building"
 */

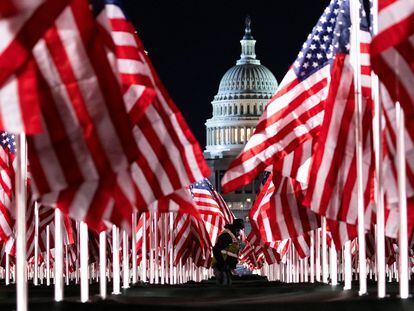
xmin=204 ymin=17 xmax=278 ymax=230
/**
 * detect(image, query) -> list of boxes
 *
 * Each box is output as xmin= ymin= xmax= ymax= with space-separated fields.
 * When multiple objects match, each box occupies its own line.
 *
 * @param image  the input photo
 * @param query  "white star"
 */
xmin=345 ymin=43 xmax=351 ymax=50
xmin=320 ymin=16 xmax=327 ymax=24
xmin=306 ymin=53 xmax=312 ymax=59
xmin=316 ymin=53 xmax=323 ymax=59
xmin=312 ymin=62 xmax=318 ymax=68
xmin=313 ymin=34 xmax=320 ymax=41
xmin=316 ymin=25 xmax=323 ymax=32
xmin=327 ymin=26 xmax=333 ymax=33
xmin=294 ymin=61 xmax=300 ymax=68
xmin=323 ymin=35 xmax=330 ymax=41
xmin=298 ymin=51 xmax=304 ymax=58
xmin=310 ymin=44 xmax=317 ymax=50
xmin=303 ymin=62 xmax=309 ymax=69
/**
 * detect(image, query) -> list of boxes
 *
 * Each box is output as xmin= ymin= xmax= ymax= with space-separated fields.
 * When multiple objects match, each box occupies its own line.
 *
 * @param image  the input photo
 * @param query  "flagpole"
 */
xmin=154 ymin=210 xmax=159 ymax=284
xmin=370 ymin=0 xmax=386 ymax=299
xmin=54 ymin=208 xmax=64 ymax=301
xmin=99 ymin=231 xmax=106 ymax=299
xmin=46 ymin=225 xmax=50 ymax=286
xmin=396 ymin=101 xmax=409 ymax=299
xmin=80 ymin=221 xmax=89 ymax=302
xmin=131 ymin=212 xmax=137 ymax=284
xmin=310 ymin=230 xmax=315 ymax=283
xmin=316 ymin=228 xmax=321 ymax=282
xmin=141 ymin=214 xmax=147 ymax=283
xmin=330 ymin=243 xmax=338 ymax=286
xmin=15 ymin=133 xmax=28 ymax=311
xmin=112 ymin=225 xmax=120 ymax=294
xmin=350 ymin=0 xmax=367 ymax=295
xmin=344 ymin=241 xmax=352 ymax=290
xmin=65 ymin=245 xmax=69 ymax=286
xmin=169 ymin=212 xmax=174 ymax=284
xmin=122 ymin=229 xmax=129 ymax=289
xmin=322 ymin=217 xmax=328 ymax=283
xmin=5 ymin=252 xmax=10 ymax=285
xmin=34 ymin=202 xmax=39 ymax=286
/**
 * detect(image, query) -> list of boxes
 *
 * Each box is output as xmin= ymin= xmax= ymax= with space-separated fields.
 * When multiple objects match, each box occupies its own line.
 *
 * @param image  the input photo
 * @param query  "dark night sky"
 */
xmin=122 ymin=1 xmax=330 ymax=148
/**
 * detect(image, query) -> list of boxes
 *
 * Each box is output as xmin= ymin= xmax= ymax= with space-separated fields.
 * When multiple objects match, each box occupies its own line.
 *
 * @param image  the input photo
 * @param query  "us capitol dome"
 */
xmin=204 ymin=16 xmax=278 ymax=224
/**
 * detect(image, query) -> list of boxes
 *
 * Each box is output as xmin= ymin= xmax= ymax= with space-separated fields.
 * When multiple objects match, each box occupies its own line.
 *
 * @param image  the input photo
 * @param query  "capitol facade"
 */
xmin=204 ymin=17 xmax=278 ymax=230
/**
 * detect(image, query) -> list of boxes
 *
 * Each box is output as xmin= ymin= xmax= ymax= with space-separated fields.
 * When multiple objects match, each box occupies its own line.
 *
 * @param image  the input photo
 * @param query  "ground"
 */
xmin=1 ymin=277 xmax=414 ymax=310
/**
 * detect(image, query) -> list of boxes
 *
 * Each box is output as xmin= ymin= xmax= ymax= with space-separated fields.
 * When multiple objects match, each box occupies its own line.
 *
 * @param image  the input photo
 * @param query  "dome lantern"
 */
xmin=237 ymin=15 xmax=259 ymax=66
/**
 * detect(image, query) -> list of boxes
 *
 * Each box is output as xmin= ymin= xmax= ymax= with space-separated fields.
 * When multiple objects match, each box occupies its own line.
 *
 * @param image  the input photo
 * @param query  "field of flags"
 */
xmin=0 ymin=0 xmax=413 ymax=310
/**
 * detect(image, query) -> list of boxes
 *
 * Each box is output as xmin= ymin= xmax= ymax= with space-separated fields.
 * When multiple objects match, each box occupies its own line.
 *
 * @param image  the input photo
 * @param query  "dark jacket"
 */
xmin=212 ymin=227 xmax=239 ymax=270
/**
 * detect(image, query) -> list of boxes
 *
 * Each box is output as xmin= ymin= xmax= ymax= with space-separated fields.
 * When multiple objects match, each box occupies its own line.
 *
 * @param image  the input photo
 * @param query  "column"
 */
xmin=236 ymin=127 xmax=239 ymax=144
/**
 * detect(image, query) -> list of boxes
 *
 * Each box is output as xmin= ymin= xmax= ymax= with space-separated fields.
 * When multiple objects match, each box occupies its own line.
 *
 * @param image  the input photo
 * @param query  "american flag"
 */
xmin=0 ymin=132 xmax=15 ymax=243
xmin=190 ymin=178 xmax=234 ymax=244
xmin=371 ymin=0 xmax=414 ymax=137
xmin=94 ymin=0 xmax=210 ymax=215
xmin=301 ymin=0 xmax=375 ymax=228
xmin=221 ymin=1 xmax=348 ymax=193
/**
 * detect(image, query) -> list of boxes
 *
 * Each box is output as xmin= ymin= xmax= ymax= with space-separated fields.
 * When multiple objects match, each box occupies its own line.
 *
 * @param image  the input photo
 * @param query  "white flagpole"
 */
xmin=371 ymin=0 xmax=386 ymax=299
xmin=169 ymin=212 xmax=174 ymax=285
xmin=310 ymin=230 xmax=315 ymax=283
xmin=112 ymin=225 xmax=120 ymax=294
xmin=80 ymin=221 xmax=89 ymax=302
xmin=344 ymin=241 xmax=352 ymax=290
xmin=154 ymin=211 xmax=159 ymax=284
xmin=5 ymin=252 xmax=10 ymax=285
xmin=149 ymin=212 xmax=154 ymax=284
xmin=316 ymin=228 xmax=321 ymax=282
xmin=330 ymin=244 xmax=338 ymax=286
xmin=99 ymin=231 xmax=106 ymax=299
xmin=46 ymin=225 xmax=50 ymax=286
xmin=322 ymin=217 xmax=328 ymax=283
xmin=65 ymin=245 xmax=69 ymax=286
xmin=34 ymin=202 xmax=39 ymax=286
xmin=350 ymin=0 xmax=367 ymax=296
xmin=54 ymin=209 xmax=64 ymax=301
xmin=396 ymin=101 xmax=409 ymax=299
xmin=131 ymin=212 xmax=137 ymax=284
xmin=122 ymin=230 xmax=129 ymax=289
xmin=15 ymin=134 xmax=28 ymax=311
xmin=141 ymin=214 xmax=147 ymax=283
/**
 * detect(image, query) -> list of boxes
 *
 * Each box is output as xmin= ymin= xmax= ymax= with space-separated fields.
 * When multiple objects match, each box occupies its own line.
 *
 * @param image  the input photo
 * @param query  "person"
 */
xmin=211 ymin=218 xmax=244 ymax=285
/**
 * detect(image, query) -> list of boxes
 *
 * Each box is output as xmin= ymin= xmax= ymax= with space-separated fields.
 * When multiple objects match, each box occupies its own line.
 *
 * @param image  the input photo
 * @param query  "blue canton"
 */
xmin=293 ymin=0 xmax=369 ymax=81
xmin=0 ymin=132 xmax=16 ymax=154
xmin=190 ymin=178 xmax=214 ymax=192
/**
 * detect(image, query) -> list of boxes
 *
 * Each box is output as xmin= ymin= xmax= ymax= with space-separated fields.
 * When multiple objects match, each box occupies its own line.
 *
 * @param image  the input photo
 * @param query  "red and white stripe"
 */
xmin=303 ymin=32 xmax=375 ymax=229
xmin=97 ymin=3 xmax=210 ymax=212
xmin=371 ymin=0 xmax=414 ymax=139
xmin=0 ymin=0 xmax=69 ymax=134
xmin=221 ymin=61 xmax=329 ymax=193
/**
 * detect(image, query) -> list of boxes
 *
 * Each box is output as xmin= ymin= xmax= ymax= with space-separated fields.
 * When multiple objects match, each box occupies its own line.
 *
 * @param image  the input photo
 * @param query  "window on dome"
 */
xmin=240 ymin=105 xmax=244 ymax=114
xmin=246 ymin=105 xmax=250 ymax=114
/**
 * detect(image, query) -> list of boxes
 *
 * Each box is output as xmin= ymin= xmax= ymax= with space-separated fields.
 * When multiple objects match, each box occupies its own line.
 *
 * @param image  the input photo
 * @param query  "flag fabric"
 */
xmin=0 ymin=132 xmax=16 ymax=242
xmin=190 ymin=178 xmax=234 ymax=244
xmin=0 ymin=0 xmax=144 ymax=231
xmin=94 ymin=0 xmax=210 ymax=213
xmin=371 ymin=0 xmax=414 ymax=136
xmin=221 ymin=1 xmax=355 ymax=194
xmin=302 ymin=0 xmax=375 ymax=228
xmin=0 ymin=0 xmax=70 ymax=133
xmin=250 ymin=173 xmax=320 ymax=244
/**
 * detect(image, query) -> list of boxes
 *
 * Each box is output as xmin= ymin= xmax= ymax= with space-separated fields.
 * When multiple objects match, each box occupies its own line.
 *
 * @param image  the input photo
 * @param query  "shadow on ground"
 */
xmin=0 ymin=276 xmax=413 ymax=310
